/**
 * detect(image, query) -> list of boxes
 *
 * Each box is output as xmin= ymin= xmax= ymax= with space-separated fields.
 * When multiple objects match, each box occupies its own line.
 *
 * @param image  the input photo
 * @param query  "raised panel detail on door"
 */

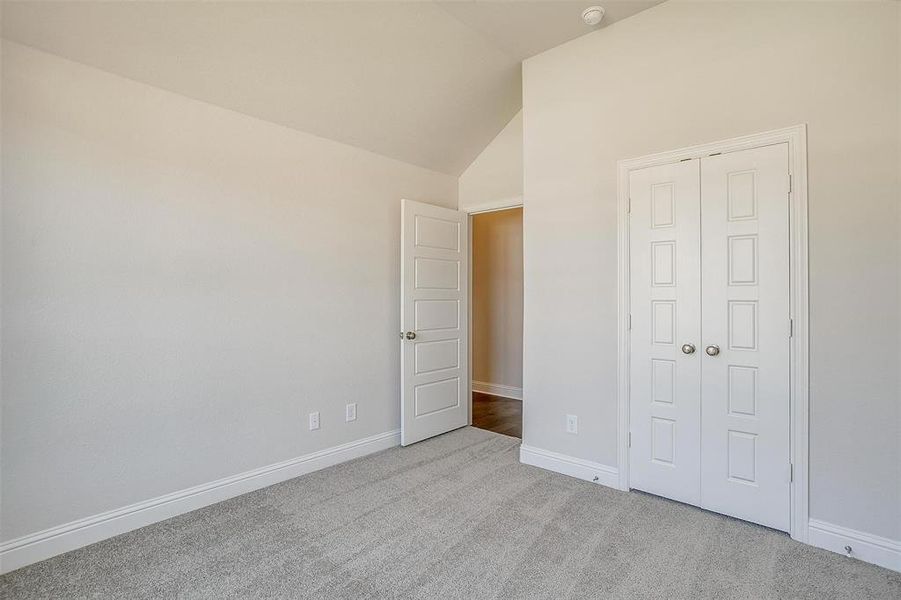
xmin=651 ymin=418 xmax=676 ymax=465
xmin=727 ymin=170 xmax=757 ymax=220
xmin=700 ymin=144 xmax=790 ymax=531
xmin=415 ymin=339 xmax=459 ymax=375
xmin=401 ymin=200 xmax=468 ymax=446
xmin=727 ymin=431 xmax=758 ymax=484
xmin=651 ymin=300 xmax=676 ymax=345
xmin=728 ymin=366 xmax=758 ymax=417
xmin=651 ymin=241 xmax=676 ymax=286
xmin=728 ymin=235 xmax=758 ymax=285
xmin=414 ymin=300 xmax=459 ymax=331
xmin=651 ymin=183 xmax=675 ymax=228
xmin=415 ymin=215 xmax=459 ymax=251
xmin=629 ymin=160 xmax=701 ymax=507
xmin=651 ymin=359 xmax=676 ymax=405
xmin=414 ymin=257 xmax=459 ymax=290
xmin=728 ymin=301 xmax=758 ymax=351
xmin=414 ymin=378 xmax=460 ymax=417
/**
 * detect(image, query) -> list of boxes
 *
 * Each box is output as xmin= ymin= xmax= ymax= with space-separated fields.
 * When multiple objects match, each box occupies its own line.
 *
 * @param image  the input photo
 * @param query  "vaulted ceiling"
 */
xmin=1 ymin=1 xmax=662 ymax=175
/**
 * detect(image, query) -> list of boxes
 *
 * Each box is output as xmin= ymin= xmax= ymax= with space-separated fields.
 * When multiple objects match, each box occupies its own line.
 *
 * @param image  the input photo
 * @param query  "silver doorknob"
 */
xmin=681 ymin=343 xmax=696 ymax=355
xmin=705 ymin=344 xmax=720 ymax=356
xmin=405 ymin=331 xmax=417 ymax=340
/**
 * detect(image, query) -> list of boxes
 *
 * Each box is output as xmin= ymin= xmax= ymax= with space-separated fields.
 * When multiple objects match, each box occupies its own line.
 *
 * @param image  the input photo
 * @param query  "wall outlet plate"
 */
xmin=345 ymin=403 xmax=357 ymax=422
xmin=566 ymin=414 xmax=578 ymax=434
xmin=309 ymin=411 xmax=320 ymax=431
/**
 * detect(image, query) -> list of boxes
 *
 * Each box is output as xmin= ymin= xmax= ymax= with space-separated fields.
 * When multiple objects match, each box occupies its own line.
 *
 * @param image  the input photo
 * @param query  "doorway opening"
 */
xmin=469 ymin=207 xmax=523 ymax=438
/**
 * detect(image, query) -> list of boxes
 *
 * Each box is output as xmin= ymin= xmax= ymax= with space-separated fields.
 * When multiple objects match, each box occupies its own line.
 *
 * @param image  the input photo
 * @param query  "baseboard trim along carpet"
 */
xmin=471 ymin=381 xmax=523 ymax=401
xmin=520 ymin=446 xmax=899 ymax=573
xmin=519 ymin=444 xmax=619 ymax=490
xmin=808 ymin=519 xmax=901 ymax=572
xmin=0 ymin=429 xmax=400 ymax=574
xmin=516 ymin=442 xmax=901 ymax=576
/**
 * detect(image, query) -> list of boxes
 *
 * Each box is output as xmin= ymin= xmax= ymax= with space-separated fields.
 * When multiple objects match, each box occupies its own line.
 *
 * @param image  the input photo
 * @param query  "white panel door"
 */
xmin=629 ymin=160 xmax=702 ymax=506
xmin=401 ymin=199 xmax=469 ymax=446
xmin=699 ymin=144 xmax=791 ymax=531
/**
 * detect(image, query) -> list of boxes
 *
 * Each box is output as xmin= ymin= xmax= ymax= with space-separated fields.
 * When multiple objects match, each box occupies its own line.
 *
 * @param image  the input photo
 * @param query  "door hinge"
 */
xmin=789 ymin=318 xmax=794 ymax=338
xmin=628 ymin=432 xmax=632 ymax=448
xmin=790 ymin=463 xmax=794 ymax=482
xmin=789 ymin=173 xmax=793 ymax=194
xmin=627 ymin=197 xmax=631 ymax=214
xmin=628 ymin=313 xmax=632 ymax=331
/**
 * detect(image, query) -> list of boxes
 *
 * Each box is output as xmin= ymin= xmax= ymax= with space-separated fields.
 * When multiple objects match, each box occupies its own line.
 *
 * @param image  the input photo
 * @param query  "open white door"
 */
xmin=401 ymin=199 xmax=469 ymax=446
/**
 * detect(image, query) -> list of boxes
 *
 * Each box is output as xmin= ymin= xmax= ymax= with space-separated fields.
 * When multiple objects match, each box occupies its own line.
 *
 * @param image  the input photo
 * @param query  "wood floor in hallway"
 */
xmin=471 ymin=391 xmax=522 ymax=439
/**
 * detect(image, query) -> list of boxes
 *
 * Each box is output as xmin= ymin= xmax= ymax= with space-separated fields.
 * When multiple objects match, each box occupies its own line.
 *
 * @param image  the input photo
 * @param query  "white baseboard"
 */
xmin=472 ymin=381 xmax=523 ymax=401
xmin=517 ymin=445 xmax=899 ymax=573
xmin=0 ymin=429 xmax=400 ymax=575
xmin=519 ymin=444 xmax=620 ymax=490
xmin=808 ymin=519 xmax=901 ymax=572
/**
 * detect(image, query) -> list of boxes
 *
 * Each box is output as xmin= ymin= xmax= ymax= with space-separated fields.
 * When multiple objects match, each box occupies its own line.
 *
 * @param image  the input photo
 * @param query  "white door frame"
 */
xmin=464 ymin=198 xmax=525 ymax=426
xmin=616 ymin=125 xmax=810 ymax=542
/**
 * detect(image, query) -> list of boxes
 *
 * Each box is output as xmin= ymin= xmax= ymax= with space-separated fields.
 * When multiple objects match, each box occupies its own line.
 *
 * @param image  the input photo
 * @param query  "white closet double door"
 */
xmin=629 ymin=144 xmax=791 ymax=531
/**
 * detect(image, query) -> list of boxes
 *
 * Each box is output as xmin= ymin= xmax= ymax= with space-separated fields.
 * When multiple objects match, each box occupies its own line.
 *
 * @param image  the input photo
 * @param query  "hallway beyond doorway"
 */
xmin=472 ymin=392 xmax=522 ymax=439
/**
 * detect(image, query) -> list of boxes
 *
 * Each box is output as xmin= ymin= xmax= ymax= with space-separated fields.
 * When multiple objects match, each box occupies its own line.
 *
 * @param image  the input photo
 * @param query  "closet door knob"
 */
xmin=705 ymin=344 xmax=720 ymax=357
xmin=681 ymin=343 xmax=696 ymax=355
xmin=405 ymin=331 xmax=417 ymax=340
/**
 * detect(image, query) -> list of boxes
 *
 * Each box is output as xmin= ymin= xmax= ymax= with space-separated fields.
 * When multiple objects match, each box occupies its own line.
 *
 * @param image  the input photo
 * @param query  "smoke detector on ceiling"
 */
xmin=581 ymin=6 xmax=606 ymax=26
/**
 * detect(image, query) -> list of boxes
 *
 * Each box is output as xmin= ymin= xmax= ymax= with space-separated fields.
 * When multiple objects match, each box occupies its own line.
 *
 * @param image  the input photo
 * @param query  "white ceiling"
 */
xmin=1 ymin=1 xmax=662 ymax=175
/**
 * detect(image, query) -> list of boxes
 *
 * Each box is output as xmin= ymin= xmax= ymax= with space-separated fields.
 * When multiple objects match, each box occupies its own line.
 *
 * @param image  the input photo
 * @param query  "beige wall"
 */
xmin=522 ymin=0 xmax=900 ymax=541
xmin=459 ymin=111 xmax=523 ymax=212
xmin=0 ymin=41 xmax=456 ymax=541
xmin=472 ymin=209 xmax=523 ymax=391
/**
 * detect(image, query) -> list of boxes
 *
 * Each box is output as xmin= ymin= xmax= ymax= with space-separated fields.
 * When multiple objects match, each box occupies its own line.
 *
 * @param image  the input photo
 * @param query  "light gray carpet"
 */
xmin=2 ymin=427 xmax=899 ymax=599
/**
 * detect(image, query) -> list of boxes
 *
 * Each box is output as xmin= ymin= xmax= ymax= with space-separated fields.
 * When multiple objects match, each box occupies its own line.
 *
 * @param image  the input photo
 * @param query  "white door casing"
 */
xmin=401 ymin=199 xmax=469 ymax=446
xmin=626 ymin=142 xmax=793 ymax=532
xmin=699 ymin=144 xmax=791 ymax=531
xmin=629 ymin=160 xmax=703 ymax=506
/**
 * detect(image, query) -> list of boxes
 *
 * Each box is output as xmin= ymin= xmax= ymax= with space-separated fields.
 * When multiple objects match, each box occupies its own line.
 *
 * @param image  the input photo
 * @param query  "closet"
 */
xmin=629 ymin=143 xmax=790 ymax=531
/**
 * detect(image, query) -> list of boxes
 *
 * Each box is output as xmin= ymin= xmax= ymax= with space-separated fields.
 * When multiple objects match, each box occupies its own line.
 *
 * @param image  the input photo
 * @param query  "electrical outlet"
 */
xmin=566 ymin=414 xmax=578 ymax=434
xmin=309 ymin=411 xmax=320 ymax=431
xmin=345 ymin=403 xmax=357 ymax=422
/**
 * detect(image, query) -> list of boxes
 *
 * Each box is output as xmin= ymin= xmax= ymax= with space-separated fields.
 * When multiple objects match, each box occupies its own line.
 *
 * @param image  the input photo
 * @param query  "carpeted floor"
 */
xmin=2 ymin=427 xmax=899 ymax=599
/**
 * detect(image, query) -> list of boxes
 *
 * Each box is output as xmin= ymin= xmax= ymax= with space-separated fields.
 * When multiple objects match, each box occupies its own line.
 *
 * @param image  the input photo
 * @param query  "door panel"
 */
xmin=700 ymin=144 xmax=791 ymax=531
xmin=629 ymin=161 xmax=702 ymax=506
xmin=401 ymin=200 xmax=468 ymax=446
